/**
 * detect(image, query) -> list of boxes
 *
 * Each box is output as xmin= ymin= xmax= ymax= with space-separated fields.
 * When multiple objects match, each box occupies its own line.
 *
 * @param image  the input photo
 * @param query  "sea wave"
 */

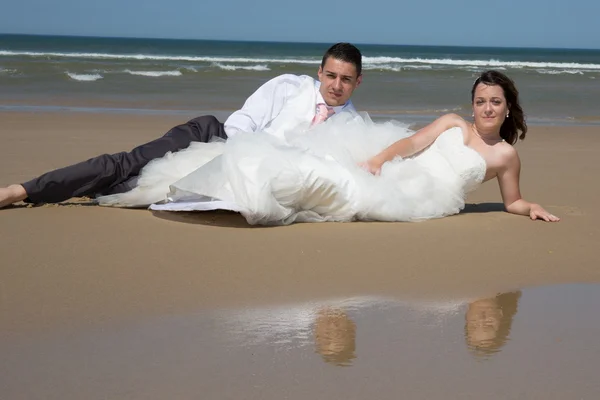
xmin=65 ymin=72 xmax=103 ymax=81
xmin=536 ymin=69 xmax=584 ymax=75
xmin=124 ymin=69 xmax=182 ymax=77
xmin=212 ymin=63 xmax=270 ymax=71
xmin=2 ymin=50 xmax=600 ymax=72
xmin=0 ymin=50 xmax=319 ymax=65
xmin=363 ymin=64 xmax=435 ymax=72
xmin=362 ymin=64 xmax=507 ymax=72
xmin=361 ymin=56 xmax=600 ymax=70
xmin=0 ymin=67 xmax=18 ymax=74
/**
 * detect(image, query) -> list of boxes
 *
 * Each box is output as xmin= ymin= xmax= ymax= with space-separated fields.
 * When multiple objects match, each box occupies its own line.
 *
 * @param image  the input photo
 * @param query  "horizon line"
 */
xmin=1 ymin=32 xmax=598 ymax=52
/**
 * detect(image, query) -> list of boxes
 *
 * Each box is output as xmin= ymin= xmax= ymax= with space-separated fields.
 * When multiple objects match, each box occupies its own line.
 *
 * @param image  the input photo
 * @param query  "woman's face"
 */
xmin=472 ymin=83 xmax=509 ymax=133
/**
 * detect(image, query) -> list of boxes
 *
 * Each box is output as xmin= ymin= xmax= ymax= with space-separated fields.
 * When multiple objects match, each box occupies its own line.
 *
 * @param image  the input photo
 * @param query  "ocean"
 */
xmin=1 ymin=34 xmax=599 ymax=125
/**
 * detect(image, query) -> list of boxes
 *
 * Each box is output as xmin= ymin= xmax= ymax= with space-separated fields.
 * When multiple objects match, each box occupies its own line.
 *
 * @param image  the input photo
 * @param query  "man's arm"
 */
xmin=224 ymin=74 xmax=306 ymax=138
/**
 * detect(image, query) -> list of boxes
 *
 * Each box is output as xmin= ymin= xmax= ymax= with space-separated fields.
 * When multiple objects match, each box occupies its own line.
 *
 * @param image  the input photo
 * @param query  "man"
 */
xmin=0 ymin=42 xmax=363 ymax=208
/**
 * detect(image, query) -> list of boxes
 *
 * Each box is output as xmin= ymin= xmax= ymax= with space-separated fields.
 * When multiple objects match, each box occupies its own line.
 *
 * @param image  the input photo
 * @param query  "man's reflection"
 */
xmin=312 ymin=307 xmax=357 ymax=367
xmin=464 ymin=291 xmax=522 ymax=358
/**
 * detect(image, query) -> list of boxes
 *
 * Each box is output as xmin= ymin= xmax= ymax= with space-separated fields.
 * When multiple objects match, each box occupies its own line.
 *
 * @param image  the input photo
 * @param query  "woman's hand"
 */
xmin=359 ymin=157 xmax=383 ymax=175
xmin=529 ymin=203 xmax=560 ymax=222
xmin=497 ymin=148 xmax=560 ymax=223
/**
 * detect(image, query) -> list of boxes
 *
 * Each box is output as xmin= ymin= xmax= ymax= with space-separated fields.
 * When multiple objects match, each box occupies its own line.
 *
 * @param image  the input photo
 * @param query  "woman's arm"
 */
xmin=362 ymin=113 xmax=465 ymax=175
xmin=497 ymin=148 xmax=560 ymax=222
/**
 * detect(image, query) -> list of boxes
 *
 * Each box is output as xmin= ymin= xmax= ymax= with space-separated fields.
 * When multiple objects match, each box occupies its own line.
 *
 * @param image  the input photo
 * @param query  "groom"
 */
xmin=0 ymin=42 xmax=363 ymax=208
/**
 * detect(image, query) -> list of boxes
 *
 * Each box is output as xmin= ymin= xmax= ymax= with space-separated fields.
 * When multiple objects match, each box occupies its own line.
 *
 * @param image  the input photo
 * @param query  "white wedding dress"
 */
xmin=97 ymin=114 xmax=487 ymax=225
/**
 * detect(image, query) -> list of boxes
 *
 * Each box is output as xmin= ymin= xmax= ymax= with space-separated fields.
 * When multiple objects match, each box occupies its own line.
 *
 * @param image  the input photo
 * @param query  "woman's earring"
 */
xmin=506 ymin=112 xmax=510 ymax=117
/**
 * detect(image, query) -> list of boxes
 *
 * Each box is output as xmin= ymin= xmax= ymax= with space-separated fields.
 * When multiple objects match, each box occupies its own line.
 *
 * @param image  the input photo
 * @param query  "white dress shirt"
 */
xmin=223 ymin=74 xmax=358 ymax=138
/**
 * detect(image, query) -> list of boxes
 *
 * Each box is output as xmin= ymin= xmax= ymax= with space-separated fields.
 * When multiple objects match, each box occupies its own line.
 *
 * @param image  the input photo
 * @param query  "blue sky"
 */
xmin=1 ymin=0 xmax=597 ymax=49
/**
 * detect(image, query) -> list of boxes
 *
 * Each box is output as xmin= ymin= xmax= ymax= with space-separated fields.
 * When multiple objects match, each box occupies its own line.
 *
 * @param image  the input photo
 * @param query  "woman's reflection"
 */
xmin=464 ymin=291 xmax=522 ymax=358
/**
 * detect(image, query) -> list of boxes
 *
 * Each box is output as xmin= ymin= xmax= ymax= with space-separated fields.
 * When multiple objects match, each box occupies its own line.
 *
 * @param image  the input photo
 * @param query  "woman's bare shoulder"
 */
xmin=493 ymin=141 xmax=520 ymax=169
xmin=438 ymin=114 xmax=472 ymax=141
xmin=439 ymin=113 xmax=469 ymax=128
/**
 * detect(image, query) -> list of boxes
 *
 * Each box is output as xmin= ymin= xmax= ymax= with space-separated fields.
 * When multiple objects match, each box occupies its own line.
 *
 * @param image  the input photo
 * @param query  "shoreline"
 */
xmin=2 ymin=106 xmax=600 ymax=127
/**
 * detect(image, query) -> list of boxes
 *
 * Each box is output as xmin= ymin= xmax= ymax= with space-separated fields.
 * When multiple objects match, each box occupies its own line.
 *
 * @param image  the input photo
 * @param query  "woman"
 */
xmin=360 ymin=70 xmax=559 ymax=222
xmin=4 ymin=71 xmax=559 ymax=224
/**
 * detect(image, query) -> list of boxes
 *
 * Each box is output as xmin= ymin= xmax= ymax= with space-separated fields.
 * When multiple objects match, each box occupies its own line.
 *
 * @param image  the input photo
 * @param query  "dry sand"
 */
xmin=1 ymin=112 xmax=599 ymax=399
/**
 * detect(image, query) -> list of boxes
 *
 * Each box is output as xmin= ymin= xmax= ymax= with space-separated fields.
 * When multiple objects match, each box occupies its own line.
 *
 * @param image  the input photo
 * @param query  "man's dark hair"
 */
xmin=321 ymin=43 xmax=362 ymax=77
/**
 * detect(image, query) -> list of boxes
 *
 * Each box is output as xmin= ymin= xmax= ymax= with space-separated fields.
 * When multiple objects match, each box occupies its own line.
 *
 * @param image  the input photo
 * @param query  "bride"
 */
xmin=97 ymin=70 xmax=560 ymax=225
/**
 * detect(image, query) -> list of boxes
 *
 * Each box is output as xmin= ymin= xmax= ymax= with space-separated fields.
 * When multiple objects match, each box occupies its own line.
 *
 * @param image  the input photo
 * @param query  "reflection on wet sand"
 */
xmin=464 ymin=291 xmax=522 ymax=358
xmin=3 ymin=284 xmax=600 ymax=399
xmin=311 ymin=292 xmax=522 ymax=365
xmin=223 ymin=291 xmax=523 ymax=367
xmin=313 ymin=307 xmax=357 ymax=367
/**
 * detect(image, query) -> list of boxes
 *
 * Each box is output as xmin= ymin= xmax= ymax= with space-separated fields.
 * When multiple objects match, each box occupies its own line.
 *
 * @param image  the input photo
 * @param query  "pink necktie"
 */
xmin=311 ymin=103 xmax=335 ymax=126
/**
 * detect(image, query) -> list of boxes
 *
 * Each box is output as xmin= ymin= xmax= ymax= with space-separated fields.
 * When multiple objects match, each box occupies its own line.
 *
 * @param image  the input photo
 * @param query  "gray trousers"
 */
xmin=22 ymin=115 xmax=227 ymax=204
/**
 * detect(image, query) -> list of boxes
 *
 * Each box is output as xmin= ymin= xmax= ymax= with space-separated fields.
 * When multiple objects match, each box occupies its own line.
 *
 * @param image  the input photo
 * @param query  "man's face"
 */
xmin=317 ymin=57 xmax=362 ymax=107
xmin=465 ymin=298 xmax=503 ymax=349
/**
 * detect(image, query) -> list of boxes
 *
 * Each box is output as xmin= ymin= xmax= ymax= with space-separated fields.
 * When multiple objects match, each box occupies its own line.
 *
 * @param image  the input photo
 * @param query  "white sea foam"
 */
xmin=403 ymin=65 xmax=433 ymax=70
xmin=0 ymin=50 xmax=319 ymax=65
xmin=362 ymin=56 xmax=600 ymax=70
xmin=537 ymin=69 xmax=584 ymax=75
xmin=364 ymin=64 xmax=435 ymax=72
xmin=213 ymin=63 xmax=270 ymax=71
xmin=363 ymin=64 xmax=399 ymax=72
xmin=3 ymin=50 xmax=600 ymax=72
xmin=65 ymin=72 xmax=103 ymax=81
xmin=124 ymin=69 xmax=182 ymax=77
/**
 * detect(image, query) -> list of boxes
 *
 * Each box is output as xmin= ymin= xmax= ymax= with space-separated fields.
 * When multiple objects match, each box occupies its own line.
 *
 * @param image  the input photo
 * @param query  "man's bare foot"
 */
xmin=0 ymin=184 xmax=27 ymax=208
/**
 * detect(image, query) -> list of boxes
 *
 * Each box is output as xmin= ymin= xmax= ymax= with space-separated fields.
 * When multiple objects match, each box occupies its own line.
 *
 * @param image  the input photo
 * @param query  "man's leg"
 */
xmin=1 ymin=115 xmax=226 ymax=207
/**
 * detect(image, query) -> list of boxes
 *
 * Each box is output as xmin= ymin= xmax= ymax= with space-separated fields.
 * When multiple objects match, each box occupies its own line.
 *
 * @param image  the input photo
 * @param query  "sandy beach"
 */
xmin=1 ymin=111 xmax=599 ymax=399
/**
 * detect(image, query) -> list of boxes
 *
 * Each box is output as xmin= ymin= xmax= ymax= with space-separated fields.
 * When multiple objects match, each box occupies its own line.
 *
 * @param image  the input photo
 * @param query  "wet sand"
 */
xmin=1 ymin=112 xmax=599 ymax=399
